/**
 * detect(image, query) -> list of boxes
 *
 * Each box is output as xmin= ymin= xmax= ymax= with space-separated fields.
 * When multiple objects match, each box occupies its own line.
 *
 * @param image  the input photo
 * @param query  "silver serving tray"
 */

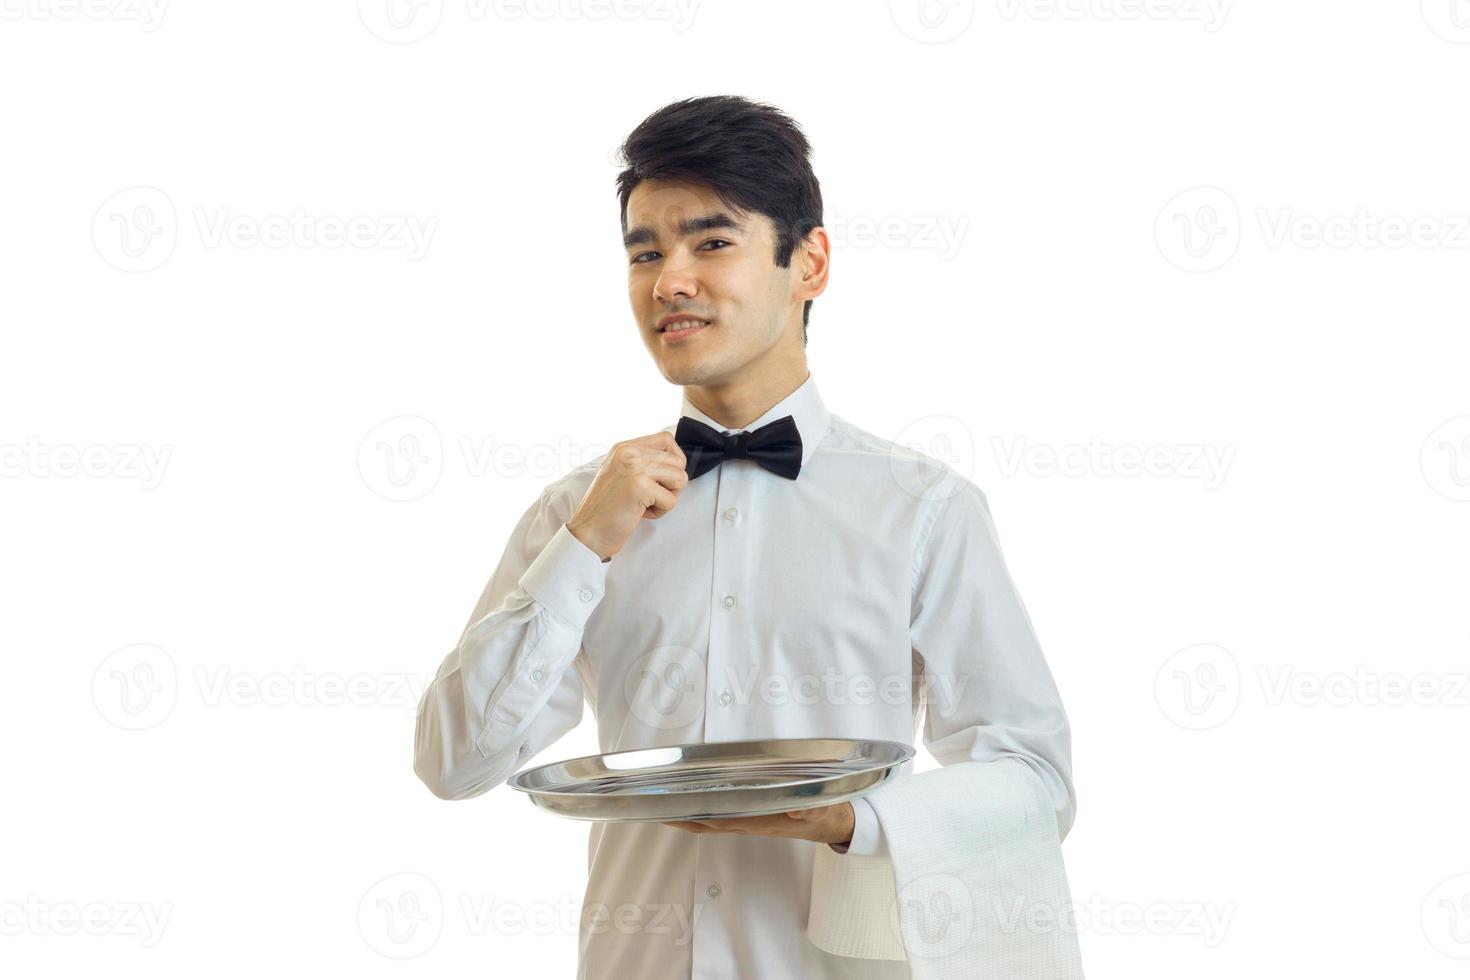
xmin=507 ymin=737 xmax=914 ymax=822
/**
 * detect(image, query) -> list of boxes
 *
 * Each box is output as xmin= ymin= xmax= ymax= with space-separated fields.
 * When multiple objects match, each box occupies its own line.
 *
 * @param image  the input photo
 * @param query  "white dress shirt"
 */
xmin=414 ymin=372 xmax=1075 ymax=979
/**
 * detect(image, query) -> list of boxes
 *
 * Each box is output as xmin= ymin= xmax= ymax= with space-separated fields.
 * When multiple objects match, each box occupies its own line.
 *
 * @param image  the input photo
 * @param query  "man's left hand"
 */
xmin=661 ymin=801 xmax=854 ymax=846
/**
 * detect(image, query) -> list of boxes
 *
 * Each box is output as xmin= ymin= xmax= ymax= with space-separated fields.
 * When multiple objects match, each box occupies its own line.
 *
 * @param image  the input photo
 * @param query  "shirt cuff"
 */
xmin=517 ymin=523 xmax=610 ymax=629
xmin=828 ymin=796 xmax=885 ymax=856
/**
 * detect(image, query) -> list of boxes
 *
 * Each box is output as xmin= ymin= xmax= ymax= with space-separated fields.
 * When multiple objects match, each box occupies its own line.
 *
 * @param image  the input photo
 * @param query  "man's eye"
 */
xmin=630 ymin=240 xmax=730 ymax=265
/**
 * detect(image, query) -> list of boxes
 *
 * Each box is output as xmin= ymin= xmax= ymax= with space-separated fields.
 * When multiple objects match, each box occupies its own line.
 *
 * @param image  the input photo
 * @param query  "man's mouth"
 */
xmin=659 ymin=319 xmax=711 ymax=338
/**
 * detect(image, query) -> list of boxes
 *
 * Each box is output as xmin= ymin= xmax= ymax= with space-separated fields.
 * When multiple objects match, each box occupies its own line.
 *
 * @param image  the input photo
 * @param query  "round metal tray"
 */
xmin=507 ymin=737 xmax=914 ymax=822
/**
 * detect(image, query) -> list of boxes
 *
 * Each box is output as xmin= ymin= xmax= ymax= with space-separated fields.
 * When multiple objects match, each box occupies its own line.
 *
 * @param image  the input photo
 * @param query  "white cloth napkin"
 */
xmin=807 ymin=757 xmax=1085 ymax=978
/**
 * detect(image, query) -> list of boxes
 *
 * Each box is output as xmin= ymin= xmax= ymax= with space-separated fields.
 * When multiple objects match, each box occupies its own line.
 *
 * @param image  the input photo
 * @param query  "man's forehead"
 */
xmin=627 ymin=183 xmax=750 ymax=228
xmin=627 ymin=177 xmax=728 ymax=209
xmin=623 ymin=183 xmax=778 ymax=249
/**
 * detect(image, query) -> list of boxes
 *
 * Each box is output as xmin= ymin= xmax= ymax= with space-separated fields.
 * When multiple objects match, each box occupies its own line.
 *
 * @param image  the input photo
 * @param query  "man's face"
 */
xmin=624 ymin=179 xmax=807 ymax=388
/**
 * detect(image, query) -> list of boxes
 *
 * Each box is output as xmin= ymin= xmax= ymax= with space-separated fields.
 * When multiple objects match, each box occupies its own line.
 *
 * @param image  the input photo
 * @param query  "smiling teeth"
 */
xmin=665 ymin=321 xmax=709 ymax=331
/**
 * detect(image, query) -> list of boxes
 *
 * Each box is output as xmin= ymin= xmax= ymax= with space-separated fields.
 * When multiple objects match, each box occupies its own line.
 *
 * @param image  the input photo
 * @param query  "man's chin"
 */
xmin=658 ymin=355 xmax=728 ymax=388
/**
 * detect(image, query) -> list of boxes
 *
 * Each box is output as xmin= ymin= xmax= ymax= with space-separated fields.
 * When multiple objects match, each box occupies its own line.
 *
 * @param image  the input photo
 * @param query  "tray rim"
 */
xmin=528 ymin=783 xmax=890 ymax=823
xmin=507 ymin=735 xmax=915 ymax=800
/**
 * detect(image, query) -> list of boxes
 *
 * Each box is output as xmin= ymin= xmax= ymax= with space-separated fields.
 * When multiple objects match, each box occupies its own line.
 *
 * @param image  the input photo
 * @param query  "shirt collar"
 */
xmin=676 ymin=371 xmax=832 ymax=468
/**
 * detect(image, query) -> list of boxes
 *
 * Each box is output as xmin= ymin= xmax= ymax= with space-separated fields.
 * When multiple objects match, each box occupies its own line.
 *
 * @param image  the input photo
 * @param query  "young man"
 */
xmin=414 ymin=95 xmax=1077 ymax=979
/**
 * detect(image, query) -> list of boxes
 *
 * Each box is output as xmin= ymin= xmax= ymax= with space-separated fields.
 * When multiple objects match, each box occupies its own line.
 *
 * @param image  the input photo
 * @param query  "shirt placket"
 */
xmin=692 ymin=457 xmax=751 ymax=980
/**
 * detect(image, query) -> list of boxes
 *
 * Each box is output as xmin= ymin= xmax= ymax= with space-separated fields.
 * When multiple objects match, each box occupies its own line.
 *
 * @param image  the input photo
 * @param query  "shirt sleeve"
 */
xmin=909 ymin=476 xmax=1076 ymax=841
xmin=413 ymin=482 xmax=609 ymax=800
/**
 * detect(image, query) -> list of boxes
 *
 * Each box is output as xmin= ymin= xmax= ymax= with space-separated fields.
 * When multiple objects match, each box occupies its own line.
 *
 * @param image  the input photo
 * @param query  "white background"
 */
xmin=3 ymin=0 xmax=1469 ymax=976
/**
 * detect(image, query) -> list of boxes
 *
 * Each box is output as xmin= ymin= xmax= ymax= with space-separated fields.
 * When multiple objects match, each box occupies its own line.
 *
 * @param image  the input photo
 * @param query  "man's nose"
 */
xmin=653 ymin=263 xmax=699 ymax=305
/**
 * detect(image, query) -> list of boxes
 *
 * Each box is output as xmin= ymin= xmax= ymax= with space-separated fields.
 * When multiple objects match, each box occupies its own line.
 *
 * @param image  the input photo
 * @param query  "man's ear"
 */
xmin=796 ymin=226 xmax=831 ymax=302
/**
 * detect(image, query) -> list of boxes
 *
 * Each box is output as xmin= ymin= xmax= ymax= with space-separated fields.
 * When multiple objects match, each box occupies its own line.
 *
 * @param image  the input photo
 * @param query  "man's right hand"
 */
xmin=566 ymin=432 xmax=689 ymax=561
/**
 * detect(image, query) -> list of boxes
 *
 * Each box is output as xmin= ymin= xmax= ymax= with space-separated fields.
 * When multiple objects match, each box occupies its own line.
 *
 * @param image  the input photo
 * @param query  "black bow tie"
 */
xmin=675 ymin=414 xmax=803 ymax=481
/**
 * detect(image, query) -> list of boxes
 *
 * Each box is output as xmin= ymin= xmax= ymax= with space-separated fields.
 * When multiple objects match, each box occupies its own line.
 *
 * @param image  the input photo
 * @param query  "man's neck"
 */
xmin=684 ymin=365 xmax=810 ymax=431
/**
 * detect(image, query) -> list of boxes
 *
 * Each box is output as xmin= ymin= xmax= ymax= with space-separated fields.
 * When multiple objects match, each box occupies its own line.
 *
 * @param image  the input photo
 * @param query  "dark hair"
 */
xmin=615 ymin=95 xmax=825 ymax=345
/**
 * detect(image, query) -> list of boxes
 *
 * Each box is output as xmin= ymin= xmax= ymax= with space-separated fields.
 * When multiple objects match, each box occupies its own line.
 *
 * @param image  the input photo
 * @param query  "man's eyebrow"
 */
xmin=622 ymin=212 xmax=746 ymax=249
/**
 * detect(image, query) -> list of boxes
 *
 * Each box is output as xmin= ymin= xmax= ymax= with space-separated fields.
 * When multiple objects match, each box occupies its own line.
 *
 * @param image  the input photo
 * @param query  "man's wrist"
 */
xmin=825 ymin=802 xmax=855 ymax=850
xmin=567 ymin=519 xmax=612 ymax=562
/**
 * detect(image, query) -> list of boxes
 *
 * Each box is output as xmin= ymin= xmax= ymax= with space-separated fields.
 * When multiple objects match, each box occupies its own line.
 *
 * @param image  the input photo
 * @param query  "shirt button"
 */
xmin=723 ymin=507 xmax=738 ymax=522
xmin=530 ymin=668 xmax=544 ymax=682
xmin=718 ymin=690 xmax=732 ymax=706
xmin=578 ymin=588 xmax=594 ymax=602
xmin=722 ymin=594 xmax=737 ymax=609
xmin=706 ymin=883 xmax=721 ymax=898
